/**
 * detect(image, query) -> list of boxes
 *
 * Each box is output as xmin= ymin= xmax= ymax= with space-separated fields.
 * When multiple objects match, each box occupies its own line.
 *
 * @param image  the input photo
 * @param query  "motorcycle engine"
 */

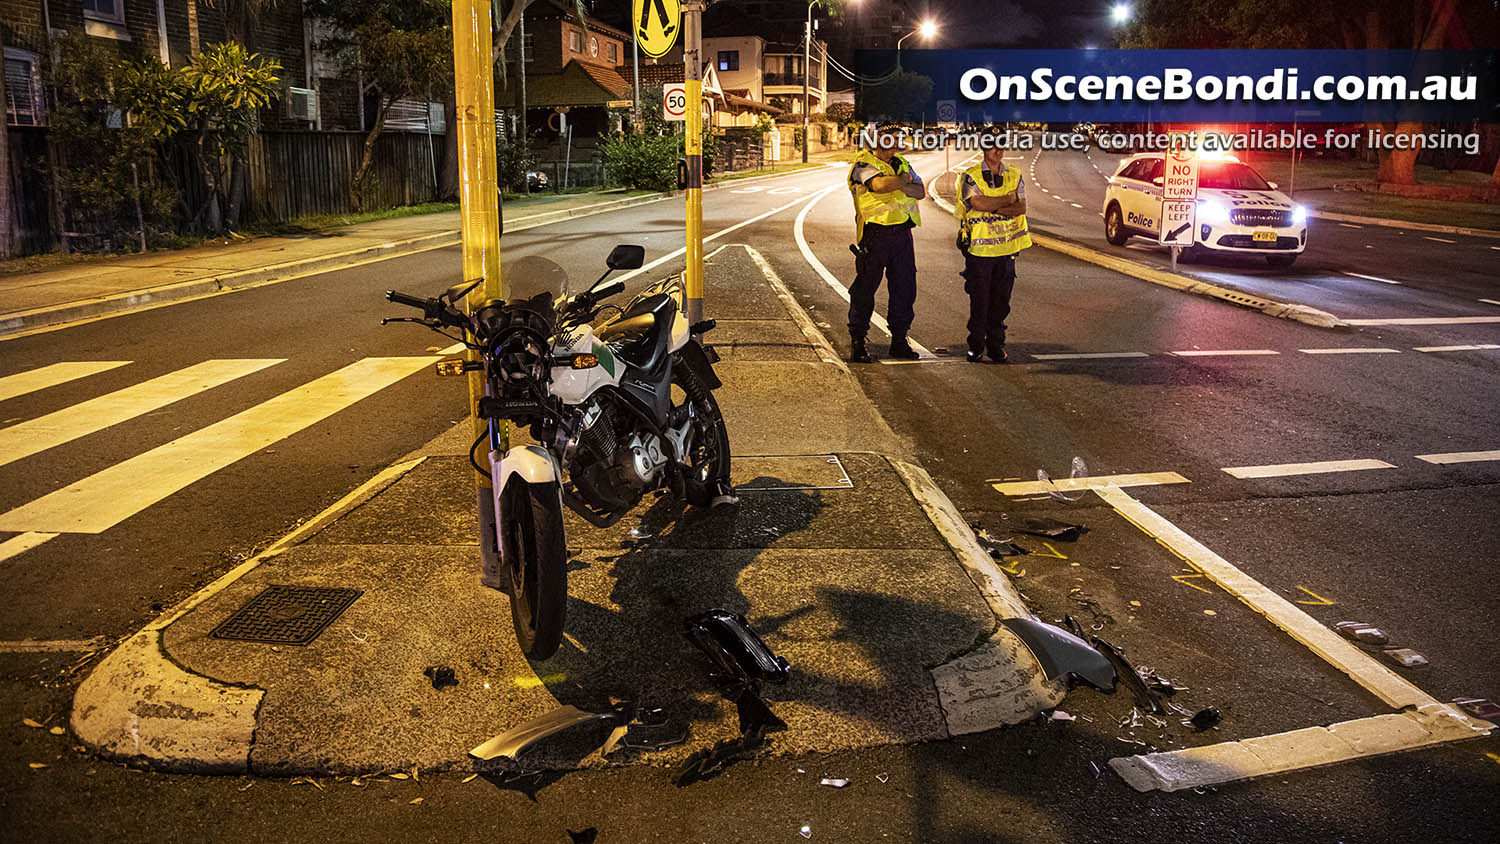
xmin=563 ymin=400 xmax=668 ymax=513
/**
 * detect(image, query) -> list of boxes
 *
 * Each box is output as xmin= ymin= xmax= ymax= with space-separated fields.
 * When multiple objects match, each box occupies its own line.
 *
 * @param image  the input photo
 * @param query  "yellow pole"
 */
xmin=683 ymin=0 xmax=704 ymax=324
xmin=452 ymin=0 xmax=505 ymax=585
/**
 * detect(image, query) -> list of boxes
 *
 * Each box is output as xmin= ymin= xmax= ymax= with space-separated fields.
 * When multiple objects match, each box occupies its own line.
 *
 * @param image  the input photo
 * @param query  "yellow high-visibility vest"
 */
xmin=956 ymin=163 xmax=1031 ymax=257
xmin=849 ymin=148 xmax=921 ymax=239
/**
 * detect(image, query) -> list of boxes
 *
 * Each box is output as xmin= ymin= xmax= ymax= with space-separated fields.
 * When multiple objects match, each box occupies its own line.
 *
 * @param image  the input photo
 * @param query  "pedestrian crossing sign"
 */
xmin=634 ymin=0 xmax=681 ymax=58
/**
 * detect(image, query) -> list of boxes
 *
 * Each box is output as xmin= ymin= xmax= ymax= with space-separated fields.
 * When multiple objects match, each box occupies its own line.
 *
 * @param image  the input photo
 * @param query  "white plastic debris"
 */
xmin=819 ymin=777 xmax=849 ymax=788
xmin=799 ymin=824 xmax=812 ymax=838
xmin=1050 ymin=710 xmax=1076 ymax=722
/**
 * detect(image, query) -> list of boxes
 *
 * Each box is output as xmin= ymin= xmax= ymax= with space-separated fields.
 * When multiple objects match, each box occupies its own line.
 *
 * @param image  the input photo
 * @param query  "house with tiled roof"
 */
xmin=496 ymin=0 xmax=636 ymax=142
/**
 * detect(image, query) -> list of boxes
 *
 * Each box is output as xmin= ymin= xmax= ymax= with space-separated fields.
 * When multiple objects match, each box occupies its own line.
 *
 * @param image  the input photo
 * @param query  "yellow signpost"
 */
xmin=633 ymin=0 xmax=682 ymax=58
xmin=451 ymin=0 xmax=504 ymax=584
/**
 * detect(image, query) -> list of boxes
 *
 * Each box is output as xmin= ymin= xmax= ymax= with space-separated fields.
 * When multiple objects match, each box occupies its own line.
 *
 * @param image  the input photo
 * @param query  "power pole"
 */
xmin=451 ymin=0 xmax=505 ymax=586
xmin=0 ymin=22 xmax=14 ymax=259
xmin=683 ymin=0 xmax=704 ymax=323
xmin=802 ymin=3 xmax=811 ymax=164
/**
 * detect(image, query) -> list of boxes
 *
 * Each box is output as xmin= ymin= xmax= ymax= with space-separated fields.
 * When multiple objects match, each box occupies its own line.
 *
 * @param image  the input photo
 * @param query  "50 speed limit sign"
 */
xmin=663 ymin=83 xmax=687 ymax=122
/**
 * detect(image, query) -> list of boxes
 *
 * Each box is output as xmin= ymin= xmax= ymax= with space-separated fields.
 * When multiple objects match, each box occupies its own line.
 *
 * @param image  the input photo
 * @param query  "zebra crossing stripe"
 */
xmin=0 ymin=359 xmax=283 ymax=469
xmin=0 ymin=531 xmax=58 ymax=564
xmin=0 ymin=361 xmax=131 ymax=402
xmin=0 ymin=357 xmax=434 ymax=535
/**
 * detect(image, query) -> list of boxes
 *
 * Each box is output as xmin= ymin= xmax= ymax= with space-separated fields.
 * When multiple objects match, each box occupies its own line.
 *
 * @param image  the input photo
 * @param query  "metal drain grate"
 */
xmin=211 ymin=585 xmax=362 ymax=645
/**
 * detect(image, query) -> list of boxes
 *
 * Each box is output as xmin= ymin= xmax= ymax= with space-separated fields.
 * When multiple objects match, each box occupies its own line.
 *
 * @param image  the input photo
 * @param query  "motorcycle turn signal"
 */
xmin=434 ymin=358 xmax=483 ymax=376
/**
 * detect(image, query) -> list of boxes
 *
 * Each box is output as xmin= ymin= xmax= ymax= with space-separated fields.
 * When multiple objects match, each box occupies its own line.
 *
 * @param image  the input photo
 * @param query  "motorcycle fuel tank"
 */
xmin=550 ymin=327 xmax=624 ymax=404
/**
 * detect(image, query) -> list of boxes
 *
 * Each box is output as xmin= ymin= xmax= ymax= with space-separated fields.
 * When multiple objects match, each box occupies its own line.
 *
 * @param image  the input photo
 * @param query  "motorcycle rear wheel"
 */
xmin=498 ymin=480 xmax=567 ymax=660
xmin=671 ymin=357 xmax=732 ymax=507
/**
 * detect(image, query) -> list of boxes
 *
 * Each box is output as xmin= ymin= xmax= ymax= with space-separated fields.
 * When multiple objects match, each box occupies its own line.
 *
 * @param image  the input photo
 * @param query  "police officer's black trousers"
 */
xmin=962 ymin=253 xmax=1016 ymax=354
xmin=848 ymin=222 xmax=917 ymax=340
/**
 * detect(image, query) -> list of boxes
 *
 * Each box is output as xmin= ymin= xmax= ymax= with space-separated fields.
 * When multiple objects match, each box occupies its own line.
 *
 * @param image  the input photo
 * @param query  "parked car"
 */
xmin=1101 ymin=153 xmax=1307 ymax=267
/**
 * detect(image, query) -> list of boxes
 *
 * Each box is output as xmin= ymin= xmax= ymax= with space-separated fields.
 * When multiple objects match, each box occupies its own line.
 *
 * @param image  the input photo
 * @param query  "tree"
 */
xmin=309 ymin=0 xmax=452 ymax=211
xmin=181 ymin=42 xmax=281 ymax=231
xmin=1120 ymin=0 xmax=1488 ymax=186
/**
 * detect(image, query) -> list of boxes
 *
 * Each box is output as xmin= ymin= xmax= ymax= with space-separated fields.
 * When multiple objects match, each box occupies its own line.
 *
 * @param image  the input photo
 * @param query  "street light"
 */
xmin=803 ymin=0 xmax=859 ymax=164
xmin=1111 ymin=3 xmax=1132 ymax=25
xmin=896 ymin=19 xmax=937 ymax=70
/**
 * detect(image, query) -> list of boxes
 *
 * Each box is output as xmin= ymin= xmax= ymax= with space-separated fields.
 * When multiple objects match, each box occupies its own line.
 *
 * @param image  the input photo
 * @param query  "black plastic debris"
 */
xmin=1000 ymin=617 xmax=1116 ymax=692
xmin=1455 ymin=698 xmax=1500 ymax=720
xmin=678 ymin=609 xmax=793 ymax=785
xmin=1188 ymin=707 xmax=1222 ymax=731
xmin=1335 ymin=621 xmax=1390 ymax=647
xmin=567 ymin=828 xmax=598 ymax=843
xmin=1142 ymin=672 xmax=1184 ymax=697
xmin=424 ymin=666 xmax=458 ymax=690
xmin=1090 ymin=638 xmax=1164 ymax=715
xmin=1016 ymin=517 xmax=1086 ymax=541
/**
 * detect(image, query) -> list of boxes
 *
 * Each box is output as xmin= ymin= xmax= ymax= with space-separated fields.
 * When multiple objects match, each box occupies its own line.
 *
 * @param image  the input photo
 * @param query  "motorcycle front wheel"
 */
xmin=498 ymin=480 xmax=567 ymax=660
xmin=671 ymin=356 xmax=732 ymax=507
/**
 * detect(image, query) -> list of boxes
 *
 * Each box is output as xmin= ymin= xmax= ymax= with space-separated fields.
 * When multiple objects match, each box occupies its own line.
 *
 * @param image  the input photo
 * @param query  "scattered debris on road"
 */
xmin=424 ymin=665 xmax=458 ymax=690
xmin=819 ymin=776 xmax=850 ymax=788
xmin=567 ymin=828 xmax=598 ymax=843
xmin=1383 ymin=648 xmax=1429 ymax=669
xmin=1037 ymin=456 xmax=1090 ymax=502
xmin=1335 ymin=621 xmax=1390 ymax=646
xmin=469 ymin=705 xmax=623 ymax=761
xmin=1187 ymin=707 xmax=1223 ymax=731
xmin=1017 ymin=517 xmax=1087 ymax=541
xmin=677 ymin=609 xmax=793 ymax=785
xmin=1454 ymin=698 xmax=1500 ymax=720
xmin=1090 ymin=636 xmax=1164 ymax=715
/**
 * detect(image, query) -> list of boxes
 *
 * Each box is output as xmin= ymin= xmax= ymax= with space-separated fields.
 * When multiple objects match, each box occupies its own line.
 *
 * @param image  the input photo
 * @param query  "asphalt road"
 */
xmin=4 ymin=152 xmax=1499 ymax=843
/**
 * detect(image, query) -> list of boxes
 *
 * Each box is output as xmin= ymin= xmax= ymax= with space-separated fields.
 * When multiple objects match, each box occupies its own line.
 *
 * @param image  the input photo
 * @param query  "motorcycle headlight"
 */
xmin=1291 ymin=204 xmax=1308 ymax=225
xmin=1197 ymin=199 xmax=1230 ymax=225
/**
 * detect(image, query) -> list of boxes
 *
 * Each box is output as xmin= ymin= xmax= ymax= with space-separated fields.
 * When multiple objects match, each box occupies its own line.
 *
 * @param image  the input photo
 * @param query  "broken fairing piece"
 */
xmin=1187 ymin=707 xmax=1222 ymax=731
xmin=1091 ymin=637 xmax=1165 ymax=715
xmin=976 ymin=531 xmax=1026 ymax=557
xmin=1050 ymin=710 xmax=1076 ymax=722
xmin=424 ymin=666 xmax=458 ymax=690
xmin=1335 ymin=621 xmax=1390 ymax=647
xmin=1016 ymin=517 xmax=1086 ymax=541
xmin=675 ymin=731 xmax=769 ymax=786
xmin=469 ymin=705 xmax=622 ymax=761
xmin=684 ymin=609 xmax=792 ymax=686
xmin=1454 ymin=698 xmax=1500 ymax=721
xmin=1141 ymin=671 xmax=1185 ymax=696
xmin=734 ymin=686 xmax=788 ymax=736
xmin=1383 ymin=648 xmax=1429 ymax=669
xmin=819 ymin=777 xmax=850 ymax=788
xmin=999 ymin=617 xmax=1116 ymax=692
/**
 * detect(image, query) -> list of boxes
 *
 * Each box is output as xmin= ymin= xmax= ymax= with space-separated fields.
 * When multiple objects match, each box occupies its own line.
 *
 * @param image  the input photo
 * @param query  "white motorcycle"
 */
xmin=384 ymin=245 xmax=734 ymax=659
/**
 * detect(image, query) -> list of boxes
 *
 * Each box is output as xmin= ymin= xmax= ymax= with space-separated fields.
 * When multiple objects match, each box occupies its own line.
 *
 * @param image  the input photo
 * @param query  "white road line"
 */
xmin=1413 ymin=343 xmax=1500 ymax=352
xmin=437 ymin=342 xmax=466 ymax=355
xmin=1031 ymin=352 xmax=1149 ymax=360
xmin=1478 ymin=298 xmax=1500 ymax=307
xmin=1053 ymin=195 xmax=1069 ymax=202
xmin=1348 ymin=317 xmax=1500 ymax=325
xmin=1093 ymin=486 xmax=1433 ymax=709
xmin=1415 ymin=450 xmax=1500 ymax=465
xmin=1338 ymin=223 xmax=1363 ymax=229
xmin=0 ymin=637 xmax=109 ymax=653
xmin=0 ymin=531 xmax=58 ymax=563
xmin=0 ymin=361 xmax=130 ymax=402
xmin=1221 ymin=458 xmax=1396 ymax=479
xmin=1423 ymin=236 xmax=1457 ymax=244
xmin=1170 ymin=349 xmax=1280 ymax=357
xmin=991 ymin=471 xmax=1188 ymax=496
xmin=0 ymin=357 xmax=434 ymax=535
xmin=793 ymin=185 xmax=935 ymax=359
xmin=615 ymin=187 xmax=839 ymax=286
xmin=0 ymin=359 xmax=283 ymax=469
xmin=1342 ymin=271 xmax=1401 ymax=285
xmin=1112 ymin=708 xmax=1489 ymax=793
xmin=1298 ymin=347 xmax=1401 ymax=355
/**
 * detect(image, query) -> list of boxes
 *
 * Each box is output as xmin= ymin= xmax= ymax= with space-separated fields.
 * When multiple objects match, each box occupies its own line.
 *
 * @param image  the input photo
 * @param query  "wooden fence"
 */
xmin=4 ymin=128 xmax=447 ymax=256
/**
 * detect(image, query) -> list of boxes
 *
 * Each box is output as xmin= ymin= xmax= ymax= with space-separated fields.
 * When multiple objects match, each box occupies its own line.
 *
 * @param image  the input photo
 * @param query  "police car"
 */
xmin=1101 ymin=153 xmax=1307 ymax=267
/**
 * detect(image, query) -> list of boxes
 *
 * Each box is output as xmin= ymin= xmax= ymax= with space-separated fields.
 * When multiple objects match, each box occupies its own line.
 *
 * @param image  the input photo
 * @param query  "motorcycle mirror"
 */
xmin=445 ymin=278 xmax=483 ymax=303
xmin=606 ymin=244 xmax=645 ymax=271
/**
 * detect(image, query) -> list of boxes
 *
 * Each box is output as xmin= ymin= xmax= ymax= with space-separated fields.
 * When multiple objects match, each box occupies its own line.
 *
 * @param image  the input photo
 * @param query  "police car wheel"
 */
xmin=1104 ymin=205 xmax=1129 ymax=246
xmin=1177 ymin=245 xmax=1202 ymax=264
xmin=1265 ymin=253 xmax=1297 ymax=268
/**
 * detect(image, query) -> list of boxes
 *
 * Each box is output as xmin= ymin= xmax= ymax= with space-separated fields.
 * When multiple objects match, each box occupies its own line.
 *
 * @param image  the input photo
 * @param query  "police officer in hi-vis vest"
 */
xmin=954 ymin=134 xmax=1031 ymax=363
xmin=846 ymin=128 xmax=925 ymax=363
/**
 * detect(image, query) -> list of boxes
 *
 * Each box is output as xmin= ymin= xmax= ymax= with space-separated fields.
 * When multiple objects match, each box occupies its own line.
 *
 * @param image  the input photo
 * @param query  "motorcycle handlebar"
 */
xmin=386 ymin=290 xmax=429 ymax=310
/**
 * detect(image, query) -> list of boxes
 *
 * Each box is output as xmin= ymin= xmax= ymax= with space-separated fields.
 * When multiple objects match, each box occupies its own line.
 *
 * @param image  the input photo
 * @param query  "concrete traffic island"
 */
xmin=70 ymin=245 xmax=1061 ymax=775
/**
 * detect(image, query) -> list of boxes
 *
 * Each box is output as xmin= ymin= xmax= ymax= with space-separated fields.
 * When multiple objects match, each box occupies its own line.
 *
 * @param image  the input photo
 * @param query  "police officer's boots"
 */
xmin=888 ymin=335 xmax=920 ymax=361
xmin=849 ymin=336 xmax=873 ymax=364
